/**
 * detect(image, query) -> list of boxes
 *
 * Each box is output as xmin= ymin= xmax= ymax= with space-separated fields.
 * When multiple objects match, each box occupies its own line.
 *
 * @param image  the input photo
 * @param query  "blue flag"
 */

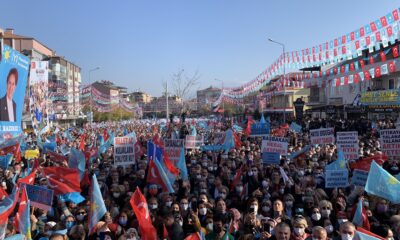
xmin=147 ymin=141 xmax=156 ymax=162
xmin=99 ymin=140 xmax=112 ymax=154
xmin=58 ymin=192 xmax=85 ymax=204
xmin=352 ymin=198 xmax=363 ymax=227
xmin=260 ymin=114 xmax=266 ymax=124
xmin=0 ymin=154 xmax=12 ymax=170
xmin=177 ymin=148 xmax=188 ymax=181
xmin=89 ymin=175 xmax=107 ymax=234
xmin=68 ymin=148 xmax=86 ymax=180
xmin=42 ymin=142 xmax=56 ymax=154
xmin=155 ymin=146 xmax=177 ymax=185
xmin=365 ymin=161 xmax=400 ymax=204
xmin=191 ymin=125 xmax=197 ymax=136
xmin=325 ymin=150 xmax=347 ymax=171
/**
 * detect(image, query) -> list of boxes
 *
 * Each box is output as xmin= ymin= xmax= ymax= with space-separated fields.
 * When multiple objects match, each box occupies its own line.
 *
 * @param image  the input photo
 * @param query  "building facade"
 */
xmin=197 ymin=86 xmax=221 ymax=111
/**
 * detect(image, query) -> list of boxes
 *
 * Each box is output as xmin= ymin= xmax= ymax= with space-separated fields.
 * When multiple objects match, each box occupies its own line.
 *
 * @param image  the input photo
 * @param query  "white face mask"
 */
xmin=262 ymin=206 xmax=270 ymax=212
xmin=294 ymin=227 xmax=305 ymax=236
xmin=150 ymin=204 xmax=158 ymax=210
xmin=250 ymin=205 xmax=258 ymax=214
xmin=165 ymin=201 xmax=172 ymax=207
xmin=220 ymin=193 xmax=227 ymax=199
xmin=181 ymin=204 xmax=189 ymax=211
xmin=113 ymin=193 xmax=120 ymax=198
xmin=199 ymin=207 xmax=207 ymax=215
xmin=206 ymin=223 xmax=213 ymax=231
xmin=236 ymin=186 xmax=243 ymax=193
xmin=325 ymin=225 xmax=334 ymax=233
xmin=312 ymin=213 xmax=321 ymax=221
xmin=321 ymin=209 xmax=331 ymax=217
xmin=341 ymin=233 xmax=353 ymax=240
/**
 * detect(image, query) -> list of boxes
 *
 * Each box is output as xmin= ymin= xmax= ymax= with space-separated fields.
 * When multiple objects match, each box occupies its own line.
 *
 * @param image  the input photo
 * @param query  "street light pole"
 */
xmin=268 ymin=38 xmax=286 ymax=123
xmin=89 ymin=67 xmax=100 ymax=125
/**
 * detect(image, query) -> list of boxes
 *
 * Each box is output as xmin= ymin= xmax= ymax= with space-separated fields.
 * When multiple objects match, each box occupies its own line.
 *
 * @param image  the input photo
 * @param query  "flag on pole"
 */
xmin=89 ymin=175 xmax=107 ymax=235
xmin=14 ymin=186 xmax=31 ymax=239
xmin=365 ymin=161 xmax=400 ymax=203
xmin=352 ymin=198 xmax=370 ymax=230
xmin=130 ymin=188 xmax=157 ymax=240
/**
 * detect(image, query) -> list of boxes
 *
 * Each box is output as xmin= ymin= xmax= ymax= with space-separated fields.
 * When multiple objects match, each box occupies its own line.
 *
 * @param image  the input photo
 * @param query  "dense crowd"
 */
xmin=1 ymin=116 xmax=400 ymax=240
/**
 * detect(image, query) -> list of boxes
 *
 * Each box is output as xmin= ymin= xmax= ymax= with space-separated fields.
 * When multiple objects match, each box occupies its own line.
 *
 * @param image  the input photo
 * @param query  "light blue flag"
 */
xmin=365 ymin=161 xmax=400 ymax=204
xmin=325 ymin=150 xmax=347 ymax=171
xmin=5 ymin=234 xmax=25 ymax=240
xmin=99 ymin=140 xmax=112 ymax=154
xmin=177 ymin=148 xmax=188 ymax=181
xmin=356 ymin=230 xmax=382 ymax=240
xmin=287 ymin=145 xmax=311 ymax=160
xmin=352 ymin=198 xmax=363 ymax=227
xmin=89 ymin=175 xmax=107 ymax=234
xmin=58 ymin=192 xmax=85 ymax=204
xmin=156 ymin=146 xmax=176 ymax=186
xmin=260 ymin=114 xmax=266 ymax=124
xmin=191 ymin=125 xmax=197 ymax=136
xmin=153 ymin=156 xmax=175 ymax=193
xmin=68 ymin=148 xmax=86 ymax=180
xmin=42 ymin=142 xmax=56 ymax=154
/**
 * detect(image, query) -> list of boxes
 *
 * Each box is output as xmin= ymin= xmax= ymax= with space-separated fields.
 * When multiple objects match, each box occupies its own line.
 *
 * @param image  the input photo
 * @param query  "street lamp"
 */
xmin=268 ymin=38 xmax=286 ymax=123
xmin=215 ymin=78 xmax=224 ymax=115
xmin=89 ymin=67 xmax=100 ymax=125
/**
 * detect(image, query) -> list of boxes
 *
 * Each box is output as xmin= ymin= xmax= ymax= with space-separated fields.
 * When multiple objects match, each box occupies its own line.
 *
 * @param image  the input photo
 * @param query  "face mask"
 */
xmin=321 ymin=209 xmax=331 ymax=217
xmin=325 ymin=225 xmax=334 ymax=234
xmin=294 ymin=227 xmax=305 ymax=236
xmin=338 ymin=219 xmax=348 ymax=225
xmin=392 ymin=166 xmax=399 ymax=171
xmin=298 ymin=170 xmax=304 ymax=176
xmin=363 ymin=201 xmax=369 ymax=208
xmin=76 ymin=214 xmax=85 ymax=221
xmin=220 ymin=193 xmax=227 ymax=199
xmin=285 ymin=201 xmax=293 ymax=208
xmin=150 ymin=204 xmax=158 ymax=210
xmin=250 ymin=205 xmax=258 ymax=214
xmin=202 ymin=162 xmax=208 ymax=167
xmin=200 ymin=188 xmax=208 ymax=194
xmin=279 ymin=188 xmax=285 ymax=194
xmin=181 ymin=204 xmax=189 ymax=211
xmin=127 ymin=238 xmax=137 ymax=240
xmin=199 ymin=207 xmax=207 ymax=215
xmin=113 ymin=193 xmax=121 ymax=198
xmin=206 ymin=223 xmax=213 ymax=231
xmin=262 ymin=206 xmax=270 ymax=212
xmin=208 ymin=167 xmax=213 ymax=171
xmin=341 ymin=233 xmax=353 ymax=240
xmin=262 ymin=180 xmax=269 ymax=188
xmin=66 ymin=221 xmax=75 ymax=230
xmin=236 ymin=186 xmax=243 ymax=193
xmin=208 ymin=179 xmax=215 ymax=184
xmin=312 ymin=213 xmax=321 ymax=221
xmin=119 ymin=218 xmax=127 ymax=226
xmin=191 ymin=160 xmax=196 ymax=164
xmin=165 ymin=201 xmax=172 ymax=207
xmin=196 ymin=175 xmax=201 ymax=179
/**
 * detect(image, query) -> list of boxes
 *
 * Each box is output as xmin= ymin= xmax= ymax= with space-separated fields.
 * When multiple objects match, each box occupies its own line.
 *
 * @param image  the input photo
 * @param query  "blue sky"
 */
xmin=1 ymin=1 xmax=399 ymax=97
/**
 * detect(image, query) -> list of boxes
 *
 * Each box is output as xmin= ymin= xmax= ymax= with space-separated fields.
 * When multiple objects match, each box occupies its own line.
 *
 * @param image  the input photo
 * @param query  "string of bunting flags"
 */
xmin=215 ymin=7 xmax=400 ymax=105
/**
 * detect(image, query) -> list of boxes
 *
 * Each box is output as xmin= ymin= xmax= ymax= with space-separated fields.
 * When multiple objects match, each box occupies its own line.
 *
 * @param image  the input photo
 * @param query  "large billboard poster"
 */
xmin=29 ymin=60 xmax=49 ymax=133
xmin=0 ymin=43 xmax=30 ymax=144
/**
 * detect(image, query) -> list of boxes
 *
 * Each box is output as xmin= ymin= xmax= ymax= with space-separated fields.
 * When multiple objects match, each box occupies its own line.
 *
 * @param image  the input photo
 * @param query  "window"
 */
xmin=389 ymin=79 xmax=395 ymax=89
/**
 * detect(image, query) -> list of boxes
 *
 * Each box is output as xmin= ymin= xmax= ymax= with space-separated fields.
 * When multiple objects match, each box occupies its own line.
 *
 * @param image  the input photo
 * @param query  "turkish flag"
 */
xmin=351 ymin=32 xmax=355 ymax=41
xmin=380 ymin=51 xmax=386 ymax=62
xmin=375 ymin=67 xmax=381 ymax=78
xmin=341 ymin=65 xmax=345 ymax=74
xmin=103 ymin=129 xmax=109 ymax=142
xmin=130 ymin=188 xmax=157 ymax=240
xmin=360 ymin=27 xmax=365 ymax=37
xmin=376 ymin=31 xmax=381 ymax=42
xmin=334 ymin=67 xmax=338 ymax=75
xmin=0 ymin=142 xmax=21 ymax=163
xmin=41 ymin=167 xmax=81 ymax=195
xmin=163 ymin=152 xmax=180 ymax=176
xmin=354 ymin=74 xmax=360 ymax=84
xmin=370 ymin=22 xmax=377 ymax=32
xmin=381 ymin=16 xmax=388 ymax=27
xmin=360 ymin=60 xmax=365 ymax=69
xmin=344 ymin=76 xmax=349 ymax=85
xmin=17 ymin=170 xmax=36 ymax=186
xmin=369 ymin=56 xmax=374 ymax=65
xmin=350 ymin=63 xmax=355 ymax=71
xmin=325 ymin=70 xmax=330 ymax=76
xmin=364 ymin=71 xmax=371 ymax=81
xmin=389 ymin=61 xmax=396 ymax=73
xmin=48 ymin=151 xmax=68 ymax=165
xmin=387 ymin=26 xmax=393 ymax=36
xmin=334 ymin=48 xmax=338 ymax=57
xmin=355 ymin=41 xmax=360 ymax=49
xmin=342 ymin=35 xmax=346 ymax=44
xmin=146 ymin=159 xmax=167 ymax=191
xmin=342 ymin=46 xmax=346 ymax=55
xmin=336 ymin=78 xmax=340 ymax=87
xmin=79 ymin=134 xmax=86 ymax=151
xmin=366 ymin=36 xmax=371 ymax=46
xmin=334 ymin=38 xmax=338 ymax=47
xmin=394 ymin=9 xmax=399 ymax=21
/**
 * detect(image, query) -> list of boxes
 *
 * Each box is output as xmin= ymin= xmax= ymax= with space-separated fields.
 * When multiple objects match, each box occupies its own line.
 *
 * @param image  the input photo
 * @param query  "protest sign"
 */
xmin=351 ymin=169 xmax=369 ymax=187
xmin=379 ymin=129 xmax=400 ymax=157
xmin=310 ymin=128 xmax=335 ymax=145
xmin=290 ymin=122 xmax=302 ymax=133
xmin=114 ymin=137 xmax=135 ymax=166
xmin=0 ymin=44 xmax=30 ymax=145
xmin=261 ymin=135 xmax=288 ymax=155
xmin=24 ymin=184 xmax=54 ymax=211
xmin=24 ymin=149 xmax=40 ymax=160
xmin=164 ymin=139 xmax=184 ymax=165
xmin=0 ymin=153 xmax=11 ymax=169
xmin=29 ymin=60 xmax=49 ymax=134
xmin=262 ymin=152 xmax=280 ymax=165
xmin=325 ymin=170 xmax=349 ymax=188
xmin=185 ymin=135 xmax=204 ymax=149
xmin=250 ymin=122 xmax=270 ymax=136
xmin=336 ymin=131 xmax=359 ymax=160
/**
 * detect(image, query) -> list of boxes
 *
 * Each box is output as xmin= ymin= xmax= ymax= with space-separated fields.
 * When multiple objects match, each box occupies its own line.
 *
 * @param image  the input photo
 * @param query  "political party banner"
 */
xmin=262 ymin=152 xmax=280 ymax=165
xmin=114 ymin=137 xmax=135 ymax=166
xmin=29 ymin=60 xmax=49 ymax=134
xmin=213 ymin=132 xmax=226 ymax=145
xmin=0 ymin=44 xmax=30 ymax=145
xmin=185 ymin=135 xmax=204 ymax=149
xmin=261 ymin=135 xmax=288 ymax=155
xmin=310 ymin=128 xmax=335 ymax=145
xmin=24 ymin=184 xmax=54 ymax=211
xmin=325 ymin=170 xmax=349 ymax=188
xmin=379 ymin=129 xmax=400 ymax=157
xmin=336 ymin=131 xmax=359 ymax=160
xmin=290 ymin=122 xmax=302 ymax=133
xmin=250 ymin=122 xmax=270 ymax=136
xmin=352 ymin=169 xmax=369 ymax=187
xmin=164 ymin=139 xmax=184 ymax=165
xmin=0 ymin=153 xmax=11 ymax=169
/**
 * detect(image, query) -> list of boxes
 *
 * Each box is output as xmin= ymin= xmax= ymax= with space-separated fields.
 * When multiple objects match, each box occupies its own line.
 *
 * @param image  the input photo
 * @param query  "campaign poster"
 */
xmin=325 ymin=170 xmax=349 ymax=188
xmin=29 ymin=60 xmax=49 ymax=134
xmin=262 ymin=152 xmax=280 ymax=165
xmin=310 ymin=128 xmax=335 ymax=145
xmin=164 ymin=139 xmax=184 ymax=165
xmin=290 ymin=122 xmax=302 ymax=133
xmin=114 ymin=137 xmax=135 ymax=166
xmin=250 ymin=122 xmax=270 ymax=136
xmin=261 ymin=135 xmax=288 ymax=155
xmin=185 ymin=135 xmax=204 ymax=149
xmin=351 ymin=169 xmax=369 ymax=187
xmin=213 ymin=132 xmax=225 ymax=145
xmin=0 ymin=44 xmax=30 ymax=144
xmin=379 ymin=129 xmax=400 ymax=157
xmin=24 ymin=184 xmax=54 ymax=211
xmin=336 ymin=131 xmax=359 ymax=160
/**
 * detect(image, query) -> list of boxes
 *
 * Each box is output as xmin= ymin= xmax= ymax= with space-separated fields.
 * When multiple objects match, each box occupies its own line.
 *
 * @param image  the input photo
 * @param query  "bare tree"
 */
xmin=171 ymin=69 xmax=200 ymax=100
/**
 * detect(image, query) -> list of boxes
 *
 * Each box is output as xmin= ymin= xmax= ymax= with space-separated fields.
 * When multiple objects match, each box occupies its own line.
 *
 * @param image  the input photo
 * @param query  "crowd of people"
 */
xmin=1 ymin=115 xmax=400 ymax=240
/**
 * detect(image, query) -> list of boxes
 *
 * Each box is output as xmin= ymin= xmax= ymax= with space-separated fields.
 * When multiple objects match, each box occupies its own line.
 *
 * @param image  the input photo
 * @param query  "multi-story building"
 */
xmin=196 ymin=86 xmax=221 ymax=111
xmin=142 ymin=95 xmax=183 ymax=116
xmin=127 ymin=91 xmax=153 ymax=104
xmin=1 ymin=28 xmax=82 ymax=126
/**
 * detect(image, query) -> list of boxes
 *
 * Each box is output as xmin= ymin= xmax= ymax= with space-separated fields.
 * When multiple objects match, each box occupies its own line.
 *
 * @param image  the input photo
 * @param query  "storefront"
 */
xmin=360 ymin=89 xmax=400 ymax=119
xmin=343 ymin=105 xmax=367 ymax=119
